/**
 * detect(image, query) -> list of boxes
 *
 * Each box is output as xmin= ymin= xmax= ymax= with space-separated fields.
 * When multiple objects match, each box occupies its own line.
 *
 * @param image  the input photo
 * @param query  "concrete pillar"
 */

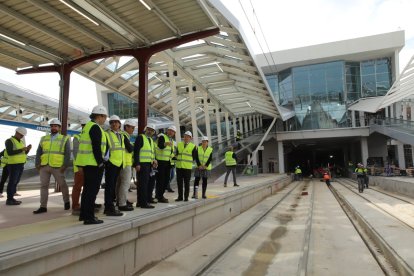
xmin=361 ymin=137 xmax=369 ymax=166
xmin=168 ymin=63 xmax=181 ymax=142
xmin=215 ymin=103 xmax=222 ymax=143
xmin=249 ymin=115 xmax=253 ymax=132
xmin=411 ymin=103 xmax=414 ymax=121
xmin=385 ymin=106 xmax=389 ymax=118
xmin=259 ymin=115 xmax=263 ymax=127
xmin=239 ymin=117 xmax=243 ymax=133
xmin=232 ymin=117 xmax=237 ymax=138
xmin=225 ymin=112 xmax=231 ymax=140
xmin=397 ymin=141 xmax=406 ymax=169
xmin=359 ymin=111 xmax=365 ymax=127
xmin=188 ymin=82 xmax=198 ymax=145
xmin=253 ymin=115 xmax=257 ymax=130
xmin=351 ymin=110 xmax=356 ymax=127
xmin=390 ymin=103 xmax=394 ymax=118
xmin=396 ymin=102 xmax=402 ymax=119
xmin=402 ymin=102 xmax=408 ymax=120
xmin=244 ymin=116 xmax=249 ymax=133
xmin=278 ymin=141 xmax=285 ymax=173
xmin=203 ymin=92 xmax=211 ymax=142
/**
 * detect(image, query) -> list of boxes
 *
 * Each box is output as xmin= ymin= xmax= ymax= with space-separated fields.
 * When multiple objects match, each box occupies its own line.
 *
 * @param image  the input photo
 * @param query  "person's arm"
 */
xmin=232 ymin=152 xmax=237 ymax=162
xmin=35 ymin=141 xmax=43 ymax=168
xmin=123 ymin=135 xmax=133 ymax=152
xmin=62 ymin=136 xmax=71 ymax=168
xmin=133 ymin=135 xmax=143 ymax=167
xmin=194 ymin=147 xmax=201 ymax=167
xmin=72 ymin=136 xmax=79 ymax=159
xmin=90 ymin=124 xmax=104 ymax=165
xmin=6 ymin=139 xmax=25 ymax=156
xmin=204 ymin=150 xmax=213 ymax=167
xmin=157 ymin=135 xmax=166 ymax=149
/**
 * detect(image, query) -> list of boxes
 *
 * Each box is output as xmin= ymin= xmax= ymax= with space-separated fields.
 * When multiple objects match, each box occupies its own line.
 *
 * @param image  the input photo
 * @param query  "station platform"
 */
xmin=0 ymin=172 xmax=291 ymax=275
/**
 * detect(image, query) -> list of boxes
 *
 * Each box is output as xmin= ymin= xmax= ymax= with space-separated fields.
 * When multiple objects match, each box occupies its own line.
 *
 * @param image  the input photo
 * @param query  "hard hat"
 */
xmin=15 ymin=127 xmax=27 ymax=136
xmin=80 ymin=118 xmax=89 ymax=125
xmin=167 ymin=125 xmax=177 ymax=132
xmin=124 ymin=118 xmax=137 ymax=127
xmin=201 ymin=136 xmax=209 ymax=141
xmin=91 ymin=105 xmax=108 ymax=116
xmin=145 ymin=124 xmax=156 ymax=131
xmin=49 ymin=118 xmax=62 ymax=126
xmin=109 ymin=115 xmax=121 ymax=122
xmin=184 ymin=131 xmax=192 ymax=137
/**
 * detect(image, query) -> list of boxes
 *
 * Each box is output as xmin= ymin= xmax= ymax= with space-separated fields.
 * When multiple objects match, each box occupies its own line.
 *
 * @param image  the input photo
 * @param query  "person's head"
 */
xmin=109 ymin=115 xmax=121 ymax=131
xmin=201 ymin=136 xmax=208 ymax=147
xmin=123 ymin=118 xmax=137 ymax=135
xmin=358 ymin=163 xmax=363 ymax=168
xmin=15 ymin=127 xmax=27 ymax=140
xmin=49 ymin=118 xmax=62 ymax=134
xmin=90 ymin=105 xmax=108 ymax=125
xmin=230 ymin=143 xmax=238 ymax=151
xmin=183 ymin=131 xmax=192 ymax=143
xmin=167 ymin=125 xmax=177 ymax=138
xmin=144 ymin=124 xmax=156 ymax=137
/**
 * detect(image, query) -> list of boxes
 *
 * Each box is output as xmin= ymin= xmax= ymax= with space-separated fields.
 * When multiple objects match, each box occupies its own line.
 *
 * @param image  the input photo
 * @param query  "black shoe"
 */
xmin=33 ymin=207 xmax=47 ymax=214
xmin=184 ymin=198 xmax=188 ymax=202
xmin=167 ymin=189 xmax=174 ymax=193
xmin=202 ymin=195 xmax=207 ymax=199
xmin=84 ymin=218 xmax=104 ymax=225
xmin=79 ymin=216 xmax=84 ymax=221
xmin=104 ymin=209 xmax=123 ymax=216
xmin=126 ymin=200 xmax=133 ymax=207
xmin=6 ymin=199 xmax=21 ymax=205
xmin=141 ymin=205 xmax=155 ymax=209
xmin=119 ymin=205 xmax=134 ymax=211
xmin=234 ymin=184 xmax=240 ymax=187
xmin=94 ymin=203 xmax=102 ymax=209
xmin=175 ymin=198 xmax=183 ymax=202
xmin=157 ymin=198 xmax=169 ymax=203
xmin=64 ymin=202 xmax=70 ymax=210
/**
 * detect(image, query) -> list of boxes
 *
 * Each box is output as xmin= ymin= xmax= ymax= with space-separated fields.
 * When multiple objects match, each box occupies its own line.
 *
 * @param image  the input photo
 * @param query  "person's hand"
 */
xmin=135 ymin=165 xmax=141 ymax=172
xmin=165 ymin=141 xmax=171 ymax=146
xmin=153 ymin=160 xmax=158 ymax=168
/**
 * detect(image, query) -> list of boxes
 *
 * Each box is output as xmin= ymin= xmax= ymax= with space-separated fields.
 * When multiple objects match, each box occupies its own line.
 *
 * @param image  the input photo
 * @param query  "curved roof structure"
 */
xmin=0 ymin=0 xmax=279 ymax=127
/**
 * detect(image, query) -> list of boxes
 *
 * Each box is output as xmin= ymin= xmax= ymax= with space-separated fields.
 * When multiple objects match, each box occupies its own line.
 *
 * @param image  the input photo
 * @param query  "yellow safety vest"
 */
xmin=1 ymin=150 xmax=7 ymax=168
xmin=355 ymin=168 xmax=365 ymax=175
xmin=295 ymin=168 xmax=302 ymax=174
xmin=139 ymin=134 xmax=154 ymax=163
xmin=198 ymin=146 xmax=213 ymax=170
xmin=5 ymin=136 xmax=26 ymax=164
xmin=75 ymin=121 xmax=107 ymax=167
xmin=121 ymin=131 xmax=133 ymax=167
xmin=40 ymin=134 xmax=69 ymax=167
xmin=106 ymin=130 xmax=125 ymax=168
xmin=73 ymin=134 xmax=80 ymax=173
xmin=176 ymin=142 xmax=195 ymax=169
xmin=225 ymin=151 xmax=236 ymax=166
xmin=156 ymin=134 xmax=174 ymax=162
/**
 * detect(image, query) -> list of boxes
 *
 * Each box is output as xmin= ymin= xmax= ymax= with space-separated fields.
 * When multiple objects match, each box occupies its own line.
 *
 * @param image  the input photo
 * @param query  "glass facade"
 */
xmin=265 ymin=57 xmax=393 ymax=131
xmin=107 ymin=93 xmax=138 ymax=119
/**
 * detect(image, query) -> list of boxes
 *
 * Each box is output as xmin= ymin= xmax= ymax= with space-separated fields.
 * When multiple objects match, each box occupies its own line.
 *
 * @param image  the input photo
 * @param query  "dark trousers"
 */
xmin=137 ymin=163 xmax=151 ymax=207
xmin=224 ymin=166 xmax=237 ymax=185
xmin=0 ymin=165 xmax=9 ymax=193
xmin=104 ymin=162 xmax=121 ymax=210
xmin=176 ymin=168 xmax=191 ymax=200
xmin=7 ymin=163 xmax=24 ymax=200
xmin=80 ymin=166 xmax=104 ymax=220
xmin=156 ymin=161 xmax=170 ymax=199
xmin=194 ymin=177 xmax=207 ymax=196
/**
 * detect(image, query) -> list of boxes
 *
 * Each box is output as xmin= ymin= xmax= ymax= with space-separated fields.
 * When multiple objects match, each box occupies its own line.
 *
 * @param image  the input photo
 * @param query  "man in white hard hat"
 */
xmin=33 ymin=118 xmax=71 ymax=214
xmin=133 ymin=124 xmax=157 ymax=208
xmin=155 ymin=125 xmax=177 ymax=203
xmin=116 ymin=118 xmax=137 ymax=211
xmin=75 ymin=105 xmax=108 ymax=224
xmin=102 ymin=115 xmax=133 ymax=216
xmin=4 ymin=127 xmax=32 ymax=205
xmin=175 ymin=131 xmax=197 ymax=202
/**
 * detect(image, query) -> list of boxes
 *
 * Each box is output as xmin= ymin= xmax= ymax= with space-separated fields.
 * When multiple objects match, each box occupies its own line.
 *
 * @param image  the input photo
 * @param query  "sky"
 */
xmin=0 ymin=0 xmax=413 ymax=148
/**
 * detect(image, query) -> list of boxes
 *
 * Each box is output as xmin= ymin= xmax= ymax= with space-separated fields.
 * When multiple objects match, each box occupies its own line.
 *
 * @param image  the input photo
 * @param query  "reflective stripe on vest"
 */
xmin=40 ymin=134 xmax=68 ymax=167
xmin=5 ymin=137 xmax=26 ymax=164
xmin=106 ymin=130 xmax=125 ymax=168
xmin=121 ymin=131 xmax=133 ymax=166
xmin=176 ymin=142 xmax=195 ymax=169
xmin=156 ymin=134 xmax=174 ymax=161
xmin=198 ymin=146 xmax=213 ymax=170
xmin=225 ymin=151 xmax=236 ymax=166
xmin=139 ymin=134 xmax=154 ymax=163
xmin=75 ymin=121 xmax=106 ymax=166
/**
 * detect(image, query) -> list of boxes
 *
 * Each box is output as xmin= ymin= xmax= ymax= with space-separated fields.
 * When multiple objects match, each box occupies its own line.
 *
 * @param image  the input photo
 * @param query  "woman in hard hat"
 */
xmin=175 ymin=131 xmax=197 ymax=201
xmin=192 ymin=136 xmax=213 ymax=199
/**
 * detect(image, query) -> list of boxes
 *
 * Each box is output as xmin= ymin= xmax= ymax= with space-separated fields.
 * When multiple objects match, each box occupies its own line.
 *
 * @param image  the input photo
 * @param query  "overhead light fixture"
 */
xmin=0 ymin=33 xmax=25 ymax=46
xmin=246 ymin=102 xmax=251 ymax=108
xmin=59 ymin=0 xmax=100 ymax=26
xmin=215 ymin=62 xmax=223 ymax=72
xmin=139 ymin=0 xmax=152 ymax=10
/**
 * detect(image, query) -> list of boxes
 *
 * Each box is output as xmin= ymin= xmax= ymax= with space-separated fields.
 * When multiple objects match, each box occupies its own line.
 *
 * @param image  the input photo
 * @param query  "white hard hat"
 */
xmin=167 ymin=125 xmax=177 ymax=132
xmin=80 ymin=118 xmax=89 ymax=125
xmin=124 ymin=118 xmax=137 ymax=127
xmin=184 ymin=131 xmax=192 ymax=137
xmin=49 ymin=118 xmax=62 ymax=126
xmin=109 ymin=115 xmax=121 ymax=122
xmin=91 ymin=105 xmax=108 ymax=116
xmin=201 ymin=136 xmax=209 ymax=141
xmin=15 ymin=127 xmax=27 ymax=136
xmin=145 ymin=124 xmax=156 ymax=131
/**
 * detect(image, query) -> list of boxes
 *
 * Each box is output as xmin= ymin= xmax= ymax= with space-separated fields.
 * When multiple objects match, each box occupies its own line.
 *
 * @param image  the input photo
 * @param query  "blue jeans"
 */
xmin=7 ymin=163 xmax=24 ymax=200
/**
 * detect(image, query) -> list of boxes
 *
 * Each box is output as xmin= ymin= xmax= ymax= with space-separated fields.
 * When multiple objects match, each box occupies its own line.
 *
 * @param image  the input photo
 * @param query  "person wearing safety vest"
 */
xmin=166 ymin=140 xmax=176 ymax=193
xmin=294 ymin=166 xmax=302 ymax=181
xmin=133 ymin=124 xmax=157 ymax=209
xmin=155 ymin=125 xmax=177 ymax=203
xmin=116 ymin=118 xmax=137 ymax=211
xmin=33 ymin=119 xmax=71 ymax=214
xmin=323 ymin=172 xmax=331 ymax=187
xmin=236 ymin=130 xmax=242 ymax=141
xmin=364 ymin=167 xmax=369 ymax=189
xmin=4 ymin=127 xmax=32 ymax=205
xmin=71 ymin=118 xmax=89 ymax=215
xmin=355 ymin=163 xmax=366 ymax=193
xmin=192 ymin=136 xmax=213 ymax=199
xmin=175 ymin=131 xmax=197 ymax=202
xmin=224 ymin=144 xmax=239 ymax=187
xmin=0 ymin=149 xmax=9 ymax=198
xmin=75 ymin=105 xmax=108 ymax=225
xmin=103 ymin=115 xmax=133 ymax=216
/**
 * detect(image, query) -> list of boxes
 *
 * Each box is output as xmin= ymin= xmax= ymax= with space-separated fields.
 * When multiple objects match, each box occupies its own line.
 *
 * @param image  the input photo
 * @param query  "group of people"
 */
xmin=2 ymin=105 xmax=242 ymax=225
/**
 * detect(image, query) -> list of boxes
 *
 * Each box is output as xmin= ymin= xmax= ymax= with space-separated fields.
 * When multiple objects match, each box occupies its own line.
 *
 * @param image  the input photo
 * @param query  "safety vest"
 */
xmin=355 ymin=167 xmax=365 ymax=176
xmin=40 ymin=134 xmax=69 ymax=167
xmin=106 ymin=130 xmax=125 ymax=168
xmin=73 ymin=134 xmax=80 ymax=173
xmin=156 ymin=134 xmax=174 ymax=162
xmin=5 ymin=136 xmax=26 ymax=164
xmin=75 ymin=121 xmax=107 ymax=167
xmin=121 ymin=131 xmax=133 ymax=167
xmin=1 ymin=150 xmax=7 ymax=168
xmin=323 ymin=174 xmax=330 ymax=180
xmin=139 ymin=134 xmax=154 ymax=163
xmin=225 ymin=151 xmax=236 ymax=166
xmin=176 ymin=142 xmax=195 ymax=169
xmin=295 ymin=168 xmax=302 ymax=174
xmin=198 ymin=146 xmax=213 ymax=170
